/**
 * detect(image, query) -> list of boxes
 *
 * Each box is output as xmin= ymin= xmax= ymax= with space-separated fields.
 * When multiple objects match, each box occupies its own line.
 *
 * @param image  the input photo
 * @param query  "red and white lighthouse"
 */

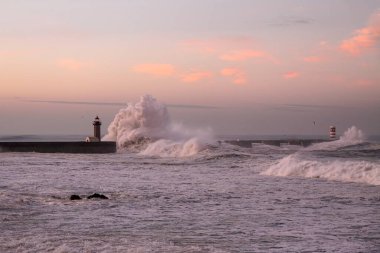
xmin=329 ymin=126 xmax=336 ymax=139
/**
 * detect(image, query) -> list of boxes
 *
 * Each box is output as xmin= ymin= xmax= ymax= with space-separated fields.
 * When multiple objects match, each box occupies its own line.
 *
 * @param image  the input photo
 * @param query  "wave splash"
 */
xmin=339 ymin=126 xmax=365 ymax=143
xmin=262 ymin=126 xmax=380 ymax=185
xmin=307 ymin=126 xmax=366 ymax=150
xmin=102 ymin=95 xmax=213 ymax=157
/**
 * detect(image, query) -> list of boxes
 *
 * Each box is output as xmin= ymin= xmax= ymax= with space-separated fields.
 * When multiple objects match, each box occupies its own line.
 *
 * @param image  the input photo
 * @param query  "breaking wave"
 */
xmin=102 ymin=95 xmax=213 ymax=157
xmin=307 ymin=126 xmax=366 ymax=151
xmin=262 ymin=126 xmax=380 ymax=185
xmin=262 ymin=153 xmax=380 ymax=185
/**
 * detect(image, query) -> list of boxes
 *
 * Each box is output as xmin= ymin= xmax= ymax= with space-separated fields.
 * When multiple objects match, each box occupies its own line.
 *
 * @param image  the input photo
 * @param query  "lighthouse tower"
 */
xmin=329 ymin=126 xmax=336 ymax=139
xmin=93 ymin=116 xmax=102 ymax=141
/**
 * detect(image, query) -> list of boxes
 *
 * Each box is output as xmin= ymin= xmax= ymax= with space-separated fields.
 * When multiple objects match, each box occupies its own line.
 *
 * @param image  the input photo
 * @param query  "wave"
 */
xmin=307 ymin=126 xmax=366 ymax=151
xmin=139 ymin=138 xmax=205 ymax=157
xmin=262 ymin=126 xmax=380 ymax=185
xmin=102 ymin=95 xmax=213 ymax=157
xmin=262 ymin=153 xmax=380 ymax=185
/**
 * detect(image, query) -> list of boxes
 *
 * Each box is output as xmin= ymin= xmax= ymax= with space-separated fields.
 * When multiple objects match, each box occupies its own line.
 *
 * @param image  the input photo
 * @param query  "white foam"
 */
xmin=102 ymin=95 xmax=170 ymax=145
xmin=140 ymin=138 xmax=204 ymax=157
xmin=262 ymin=126 xmax=380 ymax=185
xmin=307 ymin=126 xmax=366 ymax=151
xmin=262 ymin=153 xmax=380 ymax=185
xmin=339 ymin=126 xmax=365 ymax=142
xmin=103 ymin=95 xmax=213 ymax=157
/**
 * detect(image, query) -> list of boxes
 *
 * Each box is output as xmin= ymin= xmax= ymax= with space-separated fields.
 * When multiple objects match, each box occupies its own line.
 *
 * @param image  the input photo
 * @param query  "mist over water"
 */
xmin=340 ymin=126 xmax=365 ymax=143
xmin=102 ymin=95 xmax=213 ymax=157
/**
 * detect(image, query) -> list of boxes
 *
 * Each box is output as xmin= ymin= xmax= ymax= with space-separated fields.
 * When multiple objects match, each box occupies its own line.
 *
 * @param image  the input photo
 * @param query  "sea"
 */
xmin=0 ymin=96 xmax=379 ymax=253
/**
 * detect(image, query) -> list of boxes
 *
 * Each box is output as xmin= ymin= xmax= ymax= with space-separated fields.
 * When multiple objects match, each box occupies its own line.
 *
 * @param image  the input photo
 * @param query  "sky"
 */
xmin=1 ymin=0 xmax=380 ymax=136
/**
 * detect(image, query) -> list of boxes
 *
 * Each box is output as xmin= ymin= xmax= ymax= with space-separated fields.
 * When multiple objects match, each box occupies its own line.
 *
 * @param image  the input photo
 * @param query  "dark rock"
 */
xmin=87 ymin=193 xmax=109 ymax=200
xmin=70 ymin=194 xmax=82 ymax=200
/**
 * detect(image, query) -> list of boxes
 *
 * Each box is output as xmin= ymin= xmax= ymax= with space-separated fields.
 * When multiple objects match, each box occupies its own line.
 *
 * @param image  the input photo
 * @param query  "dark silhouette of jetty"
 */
xmin=0 ymin=141 xmax=116 ymax=153
xmin=225 ymin=139 xmax=329 ymax=148
xmin=0 ymin=116 xmax=116 ymax=154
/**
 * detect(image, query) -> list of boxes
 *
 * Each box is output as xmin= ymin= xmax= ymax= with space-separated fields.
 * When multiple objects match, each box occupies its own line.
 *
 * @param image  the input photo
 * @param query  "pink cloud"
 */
xmin=219 ymin=49 xmax=266 ymax=61
xmin=355 ymin=79 xmax=375 ymax=87
xmin=132 ymin=64 xmax=175 ymax=76
xmin=283 ymin=71 xmax=300 ymax=79
xmin=340 ymin=11 xmax=380 ymax=55
xmin=181 ymin=37 xmax=278 ymax=64
xmin=57 ymin=58 xmax=89 ymax=71
xmin=181 ymin=71 xmax=213 ymax=83
xmin=303 ymin=56 xmax=323 ymax=63
xmin=220 ymin=68 xmax=247 ymax=84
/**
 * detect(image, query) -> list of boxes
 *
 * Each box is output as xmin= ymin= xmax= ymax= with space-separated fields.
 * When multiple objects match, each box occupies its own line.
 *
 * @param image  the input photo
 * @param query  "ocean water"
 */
xmin=1 ymin=134 xmax=379 ymax=253
xmin=1 ymin=96 xmax=379 ymax=252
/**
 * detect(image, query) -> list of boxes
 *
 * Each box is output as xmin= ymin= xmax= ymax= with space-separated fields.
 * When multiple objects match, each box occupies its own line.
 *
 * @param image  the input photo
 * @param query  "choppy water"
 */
xmin=0 ymin=136 xmax=379 ymax=252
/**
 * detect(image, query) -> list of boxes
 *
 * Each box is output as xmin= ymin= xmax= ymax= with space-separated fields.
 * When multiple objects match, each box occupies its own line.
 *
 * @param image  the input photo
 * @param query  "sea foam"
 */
xmin=306 ymin=126 xmax=366 ymax=151
xmin=262 ymin=126 xmax=380 ymax=185
xmin=102 ymin=95 xmax=213 ymax=157
xmin=262 ymin=153 xmax=380 ymax=185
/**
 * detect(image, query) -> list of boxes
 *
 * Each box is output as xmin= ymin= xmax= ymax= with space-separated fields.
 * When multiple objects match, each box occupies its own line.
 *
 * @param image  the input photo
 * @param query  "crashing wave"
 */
xmin=262 ymin=153 xmax=380 ymax=185
xmin=102 ymin=95 xmax=213 ymax=157
xmin=307 ymin=126 xmax=366 ymax=151
xmin=262 ymin=126 xmax=380 ymax=185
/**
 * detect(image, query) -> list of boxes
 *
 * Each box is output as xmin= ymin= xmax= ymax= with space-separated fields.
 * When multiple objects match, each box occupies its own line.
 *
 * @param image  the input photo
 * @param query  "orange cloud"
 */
xmin=340 ymin=11 xmax=380 ymax=55
xmin=303 ymin=56 xmax=322 ymax=63
xmin=132 ymin=64 xmax=175 ymax=76
xmin=220 ymin=68 xmax=247 ymax=84
xmin=181 ymin=71 xmax=213 ymax=83
xmin=57 ymin=58 xmax=89 ymax=71
xmin=219 ymin=49 xmax=266 ymax=61
xmin=283 ymin=71 xmax=300 ymax=79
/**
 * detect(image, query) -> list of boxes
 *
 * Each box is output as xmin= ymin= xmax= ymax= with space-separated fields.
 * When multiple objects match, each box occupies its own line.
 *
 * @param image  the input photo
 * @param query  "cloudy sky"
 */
xmin=1 ymin=0 xmax=379 ymax=136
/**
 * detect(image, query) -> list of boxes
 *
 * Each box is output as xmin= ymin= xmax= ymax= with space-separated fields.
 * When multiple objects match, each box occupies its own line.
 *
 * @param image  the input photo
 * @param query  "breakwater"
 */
xmin=225 ymin=139 xmax=329 ymax=148
xmin=0 ymin=142 xmax=116 ymax=154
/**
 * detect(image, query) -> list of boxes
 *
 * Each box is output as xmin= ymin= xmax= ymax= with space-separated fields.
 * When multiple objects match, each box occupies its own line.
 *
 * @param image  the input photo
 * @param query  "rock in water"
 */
xmin=70 ymin=195 xmax=82 ymax=200
xmin=87 ymin=193 xmax=109 ymax=200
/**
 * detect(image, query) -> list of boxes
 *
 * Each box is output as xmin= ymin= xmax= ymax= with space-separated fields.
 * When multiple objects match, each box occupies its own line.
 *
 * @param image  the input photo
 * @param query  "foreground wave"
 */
xmin=262 ymin=126 xmax=380 ymax=185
